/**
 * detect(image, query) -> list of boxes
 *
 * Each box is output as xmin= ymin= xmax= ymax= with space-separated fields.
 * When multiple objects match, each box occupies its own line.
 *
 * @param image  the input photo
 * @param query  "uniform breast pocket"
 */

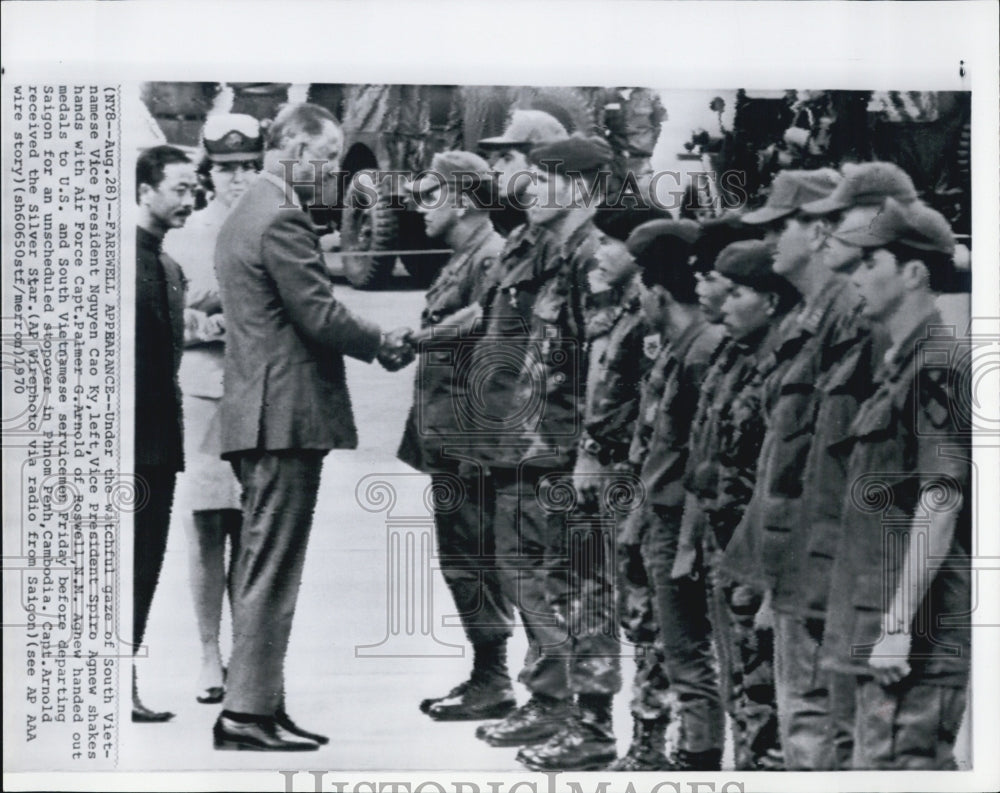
xmin=773 ymin=387 xmax=817 ymax=441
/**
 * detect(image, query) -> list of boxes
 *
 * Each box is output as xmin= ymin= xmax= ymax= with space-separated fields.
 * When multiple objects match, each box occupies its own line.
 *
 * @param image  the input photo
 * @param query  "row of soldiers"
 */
xmin=399 ymin=110 xmax=971 ymax=772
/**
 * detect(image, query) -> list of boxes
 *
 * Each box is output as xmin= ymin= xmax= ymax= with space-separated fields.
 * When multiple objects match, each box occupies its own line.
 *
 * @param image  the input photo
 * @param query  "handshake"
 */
xmin=376 ymin=327 xmax=418 ymax=372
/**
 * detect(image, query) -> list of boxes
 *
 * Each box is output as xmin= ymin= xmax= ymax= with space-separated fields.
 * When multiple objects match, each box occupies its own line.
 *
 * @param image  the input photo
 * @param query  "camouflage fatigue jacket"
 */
xmin=722 ymin=274 xmax=867 ymax=587
xmin=581 ymin=280 xmax=651 ymax=466
xmin=821 ymin=311 xmax=971 ymax=686
xmin=500 ymin=220 xmax=627 ymax=471
xmin=686 ymin=324 xmax=783 ymax=550
xmin=640 ymin=319 xmax=726 ymax=509
xmin=397 ymin=220 xmax=504 ymax=472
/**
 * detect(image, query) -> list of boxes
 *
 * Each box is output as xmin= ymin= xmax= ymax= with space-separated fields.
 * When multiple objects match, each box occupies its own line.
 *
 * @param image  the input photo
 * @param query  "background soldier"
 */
xmin=133 ymin=145 xmax=197 ymax=722
xmin=478 ymin=109 xmax=569 ymax=237
xmin=630 ymin=219 xmax=728 ymax=770
xmin=397 ymin=152 xmax=514 ymax=722
xmin=821 ymin=198 xmax=970 ymax=769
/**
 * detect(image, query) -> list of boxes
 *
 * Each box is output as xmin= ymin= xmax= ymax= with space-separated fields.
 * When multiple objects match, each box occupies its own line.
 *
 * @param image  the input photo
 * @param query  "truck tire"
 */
xmin=340 ymin=170 xmax=399 ymax=289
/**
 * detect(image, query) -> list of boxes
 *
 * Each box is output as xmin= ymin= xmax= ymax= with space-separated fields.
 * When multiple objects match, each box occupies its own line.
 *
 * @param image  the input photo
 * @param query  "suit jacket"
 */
xmin=135 ymin=226 xmax=187 ymax=470
xmin=215 ymin=174 xmax=382 ymax=457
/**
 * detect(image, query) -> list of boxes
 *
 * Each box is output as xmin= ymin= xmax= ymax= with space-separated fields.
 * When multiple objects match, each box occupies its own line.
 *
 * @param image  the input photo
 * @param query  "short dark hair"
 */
xmin=265 ymin=102 xmax=339 ymax=151
xmin=884 ymin=241 xmax=956 ymax=293
xmin=136 ymin=145 xmax=191 ymax=203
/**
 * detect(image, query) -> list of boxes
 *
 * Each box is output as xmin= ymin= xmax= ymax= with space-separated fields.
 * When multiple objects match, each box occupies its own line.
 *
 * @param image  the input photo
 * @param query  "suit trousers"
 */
xmin=224 ymin=450 xmax=325 ymax=715
xmin=133 ymin=465 xmax=176 ymax=649
xmin=432 ymin=472 xmax=514 ymax=645
xmin=642 ymin=504 xmax=725 ymax=754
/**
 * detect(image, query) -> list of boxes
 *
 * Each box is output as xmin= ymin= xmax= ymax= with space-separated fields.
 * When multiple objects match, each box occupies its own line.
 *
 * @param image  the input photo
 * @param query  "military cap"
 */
xmin=528 ymin=134 xmax=614 ymax=176
xmin=691 ymin=212 xmax=763 ymax=272
xmin=741 ymin=168 xmax=841 ymax=225
xmin=832 ymin=197 xmax=955 ymax=254
xmin=715 ymin=239 xmax=794 ymax=297
xmin=626 ymin=219 xmax=701 ymax=270
xmin=802 ymin=161 xmax=918 ymax=216
xmin=201 ymin=113 xmax=263 ymax=163
xmin=409 ymin=150 xmax=492 ymax=197
xmin=478 ymin=109 xmax=569 ymax=151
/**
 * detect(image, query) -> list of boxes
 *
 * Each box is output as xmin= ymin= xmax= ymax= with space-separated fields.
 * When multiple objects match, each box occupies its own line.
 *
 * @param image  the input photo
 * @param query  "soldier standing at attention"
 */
xmin=397 ymin=152 xmax=514 ymax=722
xmin=821 ymin=198 xmax=970 ymax=769
xmin=478 ymin=109 xmax=569 ymax=237
xmin=471 ymin=137 xmax=628 ymax=772
xmin=573 ymin=237 xmax=671 ymax=771
xmin=682 ymin=240 xmax=799 ymax=769
xmin=630 ymin=219 xmax=728 ymax=770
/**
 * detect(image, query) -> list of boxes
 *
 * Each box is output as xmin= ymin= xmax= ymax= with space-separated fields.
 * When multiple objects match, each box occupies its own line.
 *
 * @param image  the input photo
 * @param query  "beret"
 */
xmin=741 ymin=168 xmax=841 ymax=225
xmin=528 ymin=134 xmax=614 ymax=176
xmin=715 ymin=239 xmax=794 ymax=297
xmin=802 ymin=161 xmax=918 ymax=216
xmin=478 ymin=109 xmax=568 ymax=151
xmin=202 ymin=113 xmax=262 ymax=163
xmin=409 ymin=150 xmax=492 ymax=196
xmin=626 ymin=219 xmax=701 ymax=269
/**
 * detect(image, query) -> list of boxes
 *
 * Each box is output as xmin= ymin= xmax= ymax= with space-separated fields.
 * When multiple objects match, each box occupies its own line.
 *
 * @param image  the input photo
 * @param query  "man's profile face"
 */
xmin=695 ymin=270 xmax=733 ymax=323
xmin=416 ymin=185 xmax=461 ymax=240
xmin=773 ymin=215 xmax=820 ymax=275
xmin=140 ymin=161 xmax=197 ymax=229
xmin=488 ymin=148 xmax=529 ymax=198
xmin=290 ymin=120 xmax=343 ymax=205
xmin=851 ymin=247 xmax=904 ymax=321
xmin=523 ymin=168 xmax=573 ymax=228
xmin=824 ymin=206 xmax=879 ymax=272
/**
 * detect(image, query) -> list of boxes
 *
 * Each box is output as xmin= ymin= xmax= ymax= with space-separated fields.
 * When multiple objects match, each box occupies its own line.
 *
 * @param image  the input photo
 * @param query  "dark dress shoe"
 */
xmin=420 ymin=679 xmax=470 ymax=714
xmin=197 ymin=686 xmax=225 ymax=705
xmin=213 ymin=716 xmax=318 ymax=751
xmin=132 ymin=702 xmax=175 ymax=723
xmin=478 ymin=695 xmax=569 ymax=747
xmin=428 ymin=677 xmax=516 ymax=721
xmin=275 ymin=710 xmax=329 ymax=745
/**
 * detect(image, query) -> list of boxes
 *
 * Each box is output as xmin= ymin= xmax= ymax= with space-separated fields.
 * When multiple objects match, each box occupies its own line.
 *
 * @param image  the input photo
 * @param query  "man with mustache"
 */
xmin=133 ymin=144 xmax=198 ymax=722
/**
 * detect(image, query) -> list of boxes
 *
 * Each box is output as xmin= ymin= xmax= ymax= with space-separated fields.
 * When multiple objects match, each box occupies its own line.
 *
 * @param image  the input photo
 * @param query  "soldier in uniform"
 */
xmin=821 ymin=198 xmax=970 ymax=769
xmin=468 ymin=136 xmax=628 ymax=771
xmin=629 ymin=219 xmax=728 ymax=770
xmin=478 ymin=109 xmax=569 ymax=237
xmin=397 ymin=151 xmax=514 ymax=721
xmin=572 ymin=234 xmax=670 ymax=771
xmin=721 ymin=168 xmax=877 ymax=769
xmin=682 ymin=240 xmax=799 ymax=769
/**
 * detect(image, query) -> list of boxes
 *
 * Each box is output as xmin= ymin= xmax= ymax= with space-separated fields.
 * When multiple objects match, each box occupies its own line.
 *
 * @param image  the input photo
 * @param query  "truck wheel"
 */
xmin=340 ymin=171 xmax=399 ymax=289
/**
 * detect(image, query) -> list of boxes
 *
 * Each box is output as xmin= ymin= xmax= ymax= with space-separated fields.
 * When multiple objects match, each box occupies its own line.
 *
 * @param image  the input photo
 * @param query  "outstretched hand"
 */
xmin=377 ymin=327 xmax=416 ymax=372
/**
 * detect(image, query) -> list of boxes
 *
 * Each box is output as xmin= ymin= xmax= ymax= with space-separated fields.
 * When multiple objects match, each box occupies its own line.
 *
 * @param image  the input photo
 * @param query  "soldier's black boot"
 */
xmin=426 ymin=639 xmax=516 ymax=721
xmin=516 ymin=695 xmax=617 ymax=771
xmin=667 ymin=747 xmax=723 ymax=771
xmin=477 ymin=694 xmax=570 ymax=747
xmin=607 ymin=716 xmax=671 ymax=771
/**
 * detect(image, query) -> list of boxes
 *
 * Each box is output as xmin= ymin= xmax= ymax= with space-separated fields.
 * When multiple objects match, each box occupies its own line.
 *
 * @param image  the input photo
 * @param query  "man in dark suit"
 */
xmin=134 ymin=145 xmax=198 ymax=722
xmin=213 ymin=102 xmax=413 ymax=751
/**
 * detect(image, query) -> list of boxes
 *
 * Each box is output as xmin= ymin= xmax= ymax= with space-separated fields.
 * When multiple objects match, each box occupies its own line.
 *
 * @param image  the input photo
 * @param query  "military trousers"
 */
xmin=617 ymin=536 xmax=672 ymax=721
xmin=772 ymin=611 xmax=855 ymax=769
xmin=641 ymin=504 xmax=725 ymax=754
xmin=852 ymin=677 xmax=967 ymax=769
xmin=492 ymin=466 xmax=621 ymax=701
xmin=224 ymin=449 xmax=325 ymax=716
xmin=431 ymin=471 xmax=513 ymax=645
xmin=704 ymin=554 xmax=780 ymax=770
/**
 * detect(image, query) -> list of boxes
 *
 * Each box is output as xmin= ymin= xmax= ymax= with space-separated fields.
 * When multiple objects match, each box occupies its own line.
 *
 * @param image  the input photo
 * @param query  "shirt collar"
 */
xmin=260 ymin=170 xmax=302 ymax=209
xmin=878 ymin=307 xmax=942 ymax=382
xmin=136 ymin=225 xmax=162 ymax=252
xmin=795 ymin=274 xmax=849 ymax=335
